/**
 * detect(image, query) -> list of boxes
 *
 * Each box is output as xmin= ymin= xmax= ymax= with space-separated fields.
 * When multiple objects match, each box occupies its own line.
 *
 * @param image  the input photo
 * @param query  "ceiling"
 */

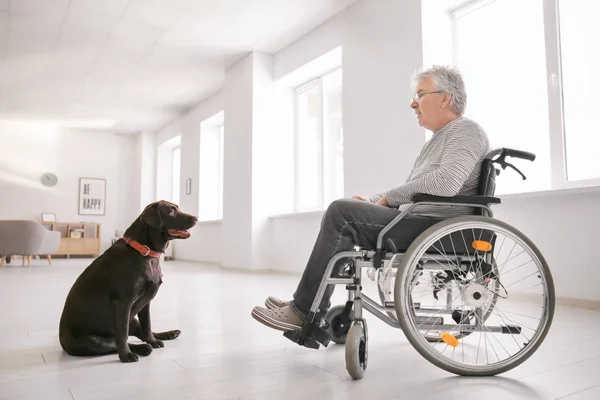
xmin=0 ymin=0 xmax=358 ymax=134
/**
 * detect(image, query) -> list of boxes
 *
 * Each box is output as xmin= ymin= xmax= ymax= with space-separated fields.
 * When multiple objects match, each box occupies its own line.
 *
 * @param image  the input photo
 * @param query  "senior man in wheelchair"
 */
xmin=251 ymin=65 xmax=490 ymax=332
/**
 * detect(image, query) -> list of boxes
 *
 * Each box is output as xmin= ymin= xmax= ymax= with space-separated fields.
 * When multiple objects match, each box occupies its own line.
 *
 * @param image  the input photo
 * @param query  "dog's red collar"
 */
xmin=122 ymin=236 xmax=162 ymax=258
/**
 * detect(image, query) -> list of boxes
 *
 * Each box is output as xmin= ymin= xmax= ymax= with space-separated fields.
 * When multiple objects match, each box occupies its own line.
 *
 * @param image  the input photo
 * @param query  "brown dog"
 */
xmin=59 ymin=200 xmax=198 ymax=362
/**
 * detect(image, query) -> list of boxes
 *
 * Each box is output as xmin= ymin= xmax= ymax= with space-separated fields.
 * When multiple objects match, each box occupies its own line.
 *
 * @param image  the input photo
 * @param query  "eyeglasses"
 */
xmin=412 ymin=91 xmax=443 ymax=102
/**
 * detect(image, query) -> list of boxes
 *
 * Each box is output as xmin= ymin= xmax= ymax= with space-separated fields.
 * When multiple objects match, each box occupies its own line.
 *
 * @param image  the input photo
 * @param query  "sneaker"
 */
xmin=265 ymin=296 xmax=291 ymax=309
xmin=251 ymin=305 xmax=304 ymax=331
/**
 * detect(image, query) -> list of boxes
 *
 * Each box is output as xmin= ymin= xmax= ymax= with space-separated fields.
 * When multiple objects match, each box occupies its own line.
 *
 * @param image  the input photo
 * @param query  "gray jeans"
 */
xmin=291 ymin=198 xmax=443 ymax=319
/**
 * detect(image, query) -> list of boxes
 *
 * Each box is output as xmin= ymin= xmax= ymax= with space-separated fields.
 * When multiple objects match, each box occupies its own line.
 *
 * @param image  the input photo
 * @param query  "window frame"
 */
xmin=542 ymin=0 xmax=600 ymax=189
xmin=216 ymin=123 xmax=224 ymax=220
xmin=293 ymin=66 xmax=343 ymax=213
xmin=447 ymin=0 xmax=600 ymax=193
xmin=294 ymin=77 xmax=324 ymax=213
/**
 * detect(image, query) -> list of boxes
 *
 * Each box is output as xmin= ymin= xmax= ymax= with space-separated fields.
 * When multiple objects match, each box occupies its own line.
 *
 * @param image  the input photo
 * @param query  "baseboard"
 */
xmin=165 ymin=257 xmax=303 ymax=277
xmin=498 ymin=291 xmax=600 ymax=312
xmin=218 ymin=264 xmax=302 ymax=277
xmin=556 ymin=297 xmax=600 ymax=311
xmin=168 ymin=257 xmax=221 ymax=267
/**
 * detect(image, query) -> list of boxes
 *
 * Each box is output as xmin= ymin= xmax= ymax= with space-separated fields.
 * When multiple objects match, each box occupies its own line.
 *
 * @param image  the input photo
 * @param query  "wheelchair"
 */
xmin=283 ymin=148 xmax=555 ymax=379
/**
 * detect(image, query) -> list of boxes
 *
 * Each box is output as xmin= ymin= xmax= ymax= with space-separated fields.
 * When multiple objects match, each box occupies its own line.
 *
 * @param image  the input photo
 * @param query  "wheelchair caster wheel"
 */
xmin=325 ymin=304 xmax=354 ymax=344
xmin=345 ymin=323 xmax=367 ymax=379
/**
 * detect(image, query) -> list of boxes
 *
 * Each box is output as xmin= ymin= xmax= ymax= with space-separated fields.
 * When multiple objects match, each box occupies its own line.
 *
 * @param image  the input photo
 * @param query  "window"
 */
xmin=294 ymin=68 xmax=344 ymax=212
xmin=557 ymin=0 xmax=600 ymax=182
xmin=453 ymin=0 xmax=551 ymax=195
xmin=172 ymin=146 xmax=181 ymax=206
xmin=157 ymin=135 xmax=181 ymax=205
xmin=199 ymin=114 xmax=224 ymax=221
xmin=421 ymin=0 xmax=600 ymax=194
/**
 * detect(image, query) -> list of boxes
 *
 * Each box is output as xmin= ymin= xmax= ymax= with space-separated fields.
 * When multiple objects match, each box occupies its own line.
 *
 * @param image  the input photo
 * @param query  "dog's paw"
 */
xmin=130 ymin=343 xmax=153 ymax=357
xmin=148 ymin=339 xmax=164 ymax=348
xmin=119 ymin=352 xmax=139 ymax=363
xmin=154 ymin=330 xmax=181 ymax=341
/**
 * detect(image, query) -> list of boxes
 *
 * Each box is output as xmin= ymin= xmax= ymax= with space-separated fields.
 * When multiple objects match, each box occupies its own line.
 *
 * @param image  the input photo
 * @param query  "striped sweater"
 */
xmin=368 ymin=116 xmax=490 ymax=218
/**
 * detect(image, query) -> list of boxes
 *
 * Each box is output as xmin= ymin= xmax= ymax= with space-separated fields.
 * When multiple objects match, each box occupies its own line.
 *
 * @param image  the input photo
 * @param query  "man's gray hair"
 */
xmin=412 ymin=65 xmax=467 ymax=115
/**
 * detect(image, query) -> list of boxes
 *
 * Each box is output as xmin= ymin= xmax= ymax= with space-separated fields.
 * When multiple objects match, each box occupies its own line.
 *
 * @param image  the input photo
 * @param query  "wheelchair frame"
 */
xmin=283 ymin=148 xmax=554 ymax=379
xmin=284 ymin=200 xmax=494 ymax=341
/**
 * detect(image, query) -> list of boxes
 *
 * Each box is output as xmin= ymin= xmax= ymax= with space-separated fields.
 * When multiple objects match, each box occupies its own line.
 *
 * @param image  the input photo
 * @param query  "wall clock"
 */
xmin=41 ymin=172 xmax=58 ymax=187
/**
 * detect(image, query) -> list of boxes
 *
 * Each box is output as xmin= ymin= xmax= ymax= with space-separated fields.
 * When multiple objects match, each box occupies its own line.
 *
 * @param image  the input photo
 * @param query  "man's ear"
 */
xmin=441 ymin=92 xmax=452 ymax=109
xmin=142 ymin=203 xmax=163 ymax=228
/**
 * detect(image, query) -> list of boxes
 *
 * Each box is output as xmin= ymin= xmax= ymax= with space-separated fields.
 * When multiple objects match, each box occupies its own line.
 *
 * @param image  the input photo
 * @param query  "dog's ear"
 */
xmin=142 ymin=202 xmax=163 ymax=228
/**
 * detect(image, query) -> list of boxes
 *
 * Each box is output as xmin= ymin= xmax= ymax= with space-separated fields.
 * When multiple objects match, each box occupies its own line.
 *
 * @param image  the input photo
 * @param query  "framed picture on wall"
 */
xmin=78 ymin=178 xmax=106 ymax=216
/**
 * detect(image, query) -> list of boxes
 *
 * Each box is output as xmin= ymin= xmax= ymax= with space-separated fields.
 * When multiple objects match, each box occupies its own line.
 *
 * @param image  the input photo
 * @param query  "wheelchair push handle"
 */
xmin=505 ymin=148 xmax=536 ymax=162
xmin=489 ymin=147 xmax=536 ymax=181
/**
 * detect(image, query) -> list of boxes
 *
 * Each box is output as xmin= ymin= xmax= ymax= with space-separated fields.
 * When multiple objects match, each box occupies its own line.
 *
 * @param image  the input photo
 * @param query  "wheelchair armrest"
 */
xmin=411 ymin=193 xmax=501 ymax=205
xmin=375 ymin=192 xmax=500 ymax=254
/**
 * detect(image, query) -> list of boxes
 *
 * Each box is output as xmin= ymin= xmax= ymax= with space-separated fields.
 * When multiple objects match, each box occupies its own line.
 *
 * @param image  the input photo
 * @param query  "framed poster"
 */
xmin=79 ymin=178 xmax=106 ymax=215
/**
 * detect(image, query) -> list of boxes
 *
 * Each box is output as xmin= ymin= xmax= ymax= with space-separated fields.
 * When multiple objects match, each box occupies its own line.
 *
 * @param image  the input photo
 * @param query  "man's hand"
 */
xmin=352 ymin=194 xmax=390 ymax=206
xmin=376 ymin=196 xmax=390 ymax=207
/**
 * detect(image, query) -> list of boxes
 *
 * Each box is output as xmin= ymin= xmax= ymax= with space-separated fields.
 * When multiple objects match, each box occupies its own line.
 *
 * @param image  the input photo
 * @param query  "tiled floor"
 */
xmin=0 ymin=258 xmax=599 ymax=400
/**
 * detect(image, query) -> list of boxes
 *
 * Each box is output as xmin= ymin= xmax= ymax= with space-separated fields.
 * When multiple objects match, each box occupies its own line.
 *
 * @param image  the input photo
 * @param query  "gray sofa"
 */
xmin=0 ymin=220 xmax=61 ymax=267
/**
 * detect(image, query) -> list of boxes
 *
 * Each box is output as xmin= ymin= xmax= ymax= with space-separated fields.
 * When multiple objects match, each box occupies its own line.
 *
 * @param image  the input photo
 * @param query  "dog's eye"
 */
xmin=169 ymin=209 xmax=176 ymax=216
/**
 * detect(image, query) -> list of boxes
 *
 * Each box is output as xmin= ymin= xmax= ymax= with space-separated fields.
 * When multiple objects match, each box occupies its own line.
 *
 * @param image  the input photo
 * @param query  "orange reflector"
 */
xmin=472 ymin=240 xmax=492 ymax=252
xmin=441 ymin=332 xmax=459 ymax=347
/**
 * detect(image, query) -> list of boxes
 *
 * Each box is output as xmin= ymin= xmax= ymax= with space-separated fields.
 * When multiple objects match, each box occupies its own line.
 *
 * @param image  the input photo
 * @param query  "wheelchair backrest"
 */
xmin=477 ymin=157 xmax=498 ymax=197
xmin=475 ymin=155 xmax=499 ymax=216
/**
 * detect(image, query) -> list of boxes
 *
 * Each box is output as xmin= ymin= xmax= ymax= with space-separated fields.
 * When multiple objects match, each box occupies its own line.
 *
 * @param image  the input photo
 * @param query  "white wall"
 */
xmin=250 ymin=52 xmax=297 ymax=270
xmin=133 ymin=131 xmax=157 ymax=215
xmin=220 ymin=53 xmax=255 ymax=269
xmin=155 ymin=90 xmax=225 ymax=263
xmin=494 ymin=189 xmax=600 ymax=303
xmin=151 ymin=0 xmax=600 ymax=304
xmin=421 ymin=0 xmax=454 ymax=68
xmin=0 ymin=124 xmax=138 ymax=251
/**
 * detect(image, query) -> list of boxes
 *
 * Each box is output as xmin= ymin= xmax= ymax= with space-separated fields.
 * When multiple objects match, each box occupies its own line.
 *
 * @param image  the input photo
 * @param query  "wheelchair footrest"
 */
xmin=283 ymin=330 xmax=322 ymax=349
xmin=310 ymin=323 xmax=332 ymax=347
xmin=501 ymin=325 xmax=522 ymax=335
xmin=283 ymin=312 xmax=332 ymax=349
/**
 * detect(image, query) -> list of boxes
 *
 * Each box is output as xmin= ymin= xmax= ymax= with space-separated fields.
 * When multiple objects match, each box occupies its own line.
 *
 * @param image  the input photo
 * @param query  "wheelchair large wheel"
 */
xmin=394 ymin=216 xmax=555 ymax=376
